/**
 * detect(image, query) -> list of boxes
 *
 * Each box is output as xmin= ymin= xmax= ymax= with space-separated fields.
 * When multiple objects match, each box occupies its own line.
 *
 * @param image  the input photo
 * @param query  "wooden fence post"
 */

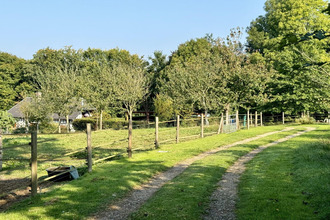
xmin=0 ymin=129 xmax=3 ymax=171
xmin=255 ymin=111 xmax=258 ymax=127
xmin=236 ymin=110 xmax=239 ymax=130
xmin=31 ymin=130 xmax=38 ymax=197
xmin=260 ymin=112 xmax=263 ymax=126
xmin=282 ymin=112 xmax=285 ymax=125
xmin=247 ymin=110 xmax=250 ymax=130
xmin=226 ymin=109 xmax=229 ymax=125
xmin=86 ymin=123 xmax=92 ymax=172
xmin=155 ymin=117 xmax=159 ymax=148
xmin=217 ymin=113 xmax=224 ymax=134
xmin=250 ymin=112 xmax=253 ymax=126
xmin=176 ymin=115 xmax=180 ymax=143
xmin=128 ymin=113 xmax=133 ymax=158
xmin=201 ymin=114 xmax=204 ymax=138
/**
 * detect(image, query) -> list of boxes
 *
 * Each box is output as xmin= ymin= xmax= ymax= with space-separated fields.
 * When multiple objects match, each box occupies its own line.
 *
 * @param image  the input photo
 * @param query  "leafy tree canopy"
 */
xmin=0 ymin=52 xmax=34 ymax=110
xmin=247 ymin=0 xmax=330 ymax=113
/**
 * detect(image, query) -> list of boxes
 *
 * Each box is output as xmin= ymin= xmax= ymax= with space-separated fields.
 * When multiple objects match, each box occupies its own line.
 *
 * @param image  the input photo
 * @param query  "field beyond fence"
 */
xmin=0 ymin=112 xmax=329 ymax=200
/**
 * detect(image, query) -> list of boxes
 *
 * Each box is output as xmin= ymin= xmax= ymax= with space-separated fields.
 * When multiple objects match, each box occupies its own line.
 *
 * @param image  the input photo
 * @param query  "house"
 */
xmin=7 ymin=97 xmax=94 ymax=129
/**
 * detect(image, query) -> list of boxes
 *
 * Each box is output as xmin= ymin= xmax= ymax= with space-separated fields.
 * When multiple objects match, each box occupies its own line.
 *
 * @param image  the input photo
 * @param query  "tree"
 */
xmin=0 ymin=111 xmax=15 ymax=170
xmin=160 ymin=33 xmax=271 ymax=125
xmin=161 ymin=37 xmax=221 ymax=122
xmin=154 ymin=94 xmax=174 ymax=121
xmin=82 ymin=48 xmax=115 ymax=130
xmin=247 ymin=0 xmax=330 ymax=114
xmin=82 ymin=48 xmax=146 ymax=130
xmin=144 ymin=51 xmax=168 ymax=113
xmin=0 ymin=111 xmax=15 ymax=133
xmin=19 ymin=94 xmax=52 ymax=133
xmin=0 ymin=52 xmax=34 ymax=110
xmin=31 ymin=47 xmax=84 ymax=133
xmin=114 ymin=62 xmax=148 ymax=157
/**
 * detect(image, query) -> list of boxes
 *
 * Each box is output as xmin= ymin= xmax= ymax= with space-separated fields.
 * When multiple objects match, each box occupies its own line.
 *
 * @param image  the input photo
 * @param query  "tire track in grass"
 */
xmin=90 ymin=128 xmax=294 ymax=220
xmin=203 ymin=127 xmax=315 ymax=220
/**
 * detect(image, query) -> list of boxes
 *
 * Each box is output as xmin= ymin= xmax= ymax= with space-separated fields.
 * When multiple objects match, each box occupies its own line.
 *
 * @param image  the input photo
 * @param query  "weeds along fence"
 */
xmin=2 ymin=111 xmax=327 ymax=198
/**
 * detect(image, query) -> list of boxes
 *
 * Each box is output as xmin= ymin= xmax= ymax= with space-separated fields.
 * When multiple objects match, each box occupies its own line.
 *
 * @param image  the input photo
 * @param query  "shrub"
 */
xmin=39 ymin=122 xmax=58 ymax=133
xmin=13 ymin=127 xmax=27 ymax=134
xmin=154 ymin=94 xmax=174 ymax=121
xmin=295 ymin=116 xmax=316 ymax=124
xmin=72 ymin=118 xmax=98 ymax=131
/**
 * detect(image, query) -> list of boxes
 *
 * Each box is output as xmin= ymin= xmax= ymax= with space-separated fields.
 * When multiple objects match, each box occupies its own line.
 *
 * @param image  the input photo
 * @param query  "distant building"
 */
xmin=7 ymin=97 xmax=94 ymax=130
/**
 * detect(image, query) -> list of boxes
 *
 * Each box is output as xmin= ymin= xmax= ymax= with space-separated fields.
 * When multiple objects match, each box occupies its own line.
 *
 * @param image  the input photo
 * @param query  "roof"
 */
xmin=7 ymin=97 xmax=32 ymax=118
xmin=52 ymin=112 xmax=82 ymax=120
xmin=8 ymin=97 xmax=92 ymax=120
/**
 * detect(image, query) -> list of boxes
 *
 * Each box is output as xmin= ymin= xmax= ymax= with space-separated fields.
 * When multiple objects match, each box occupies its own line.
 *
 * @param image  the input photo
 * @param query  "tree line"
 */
xmin=0 ymin=0 xmax=329 ymax=132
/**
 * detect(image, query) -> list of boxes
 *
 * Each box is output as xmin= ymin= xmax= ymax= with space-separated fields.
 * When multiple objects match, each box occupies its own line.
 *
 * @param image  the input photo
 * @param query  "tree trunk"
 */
xmin=205 ymin=109 xmax=209 ymax=126
xmin=100 ymin=110 xmax=103 ymax=130
xmin=25 ymin=119 xmax=29 ymax=133
xmin=217 ymin=113 xmax=224 ymax=134
xmin=255 ymin=111 xmax=258 ymax=127
xmin=128 ymin=111 xmax=133 ymax=158
xmin=66 ymin=115 xmax=70 ymax=133
xmin=236 ymin=110 xmax=239 ymax=130
xmin=247 ymin=110 xmax=250 ymax=130
xmin=58 ymin=119 xmax=61 ymax=134
xmin=95 ymin=115 xmax=98 ymax=131
xmin=225 ymin=104 xmax=230 ymax=125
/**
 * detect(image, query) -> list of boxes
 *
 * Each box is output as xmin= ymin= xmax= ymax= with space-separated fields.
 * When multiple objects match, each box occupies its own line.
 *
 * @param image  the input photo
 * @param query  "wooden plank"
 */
xmin=180 ymin=134 xmax=200 ymax=139
xmin=93 ymin=154 xmax=119 ymax=164
xmin=159 ymin=138 xmax=176 ymax=144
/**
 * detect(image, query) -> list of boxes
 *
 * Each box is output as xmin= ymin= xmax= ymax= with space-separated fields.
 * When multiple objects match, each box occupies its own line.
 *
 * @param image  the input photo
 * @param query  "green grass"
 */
xmin=1 ymin=122 xmax=220 ymax=180
xmin=0 ymin=125 xmax=290 ymax=219
xmin=236 ymin=125 xmax=330 ymax=219
xmin=129 ymin=126 xmax=308 ymax=219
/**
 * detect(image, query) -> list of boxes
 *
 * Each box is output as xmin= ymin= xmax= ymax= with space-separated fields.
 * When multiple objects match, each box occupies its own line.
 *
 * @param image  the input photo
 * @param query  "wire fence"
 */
xmin=1 ymin=112 xmax=329 ymax=198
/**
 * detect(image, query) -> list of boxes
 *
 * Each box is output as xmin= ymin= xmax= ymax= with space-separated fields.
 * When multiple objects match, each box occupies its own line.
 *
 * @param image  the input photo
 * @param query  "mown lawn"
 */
xmin=0 ymin=124 xmax=289 ymax=219
xmin=236 ymin=125 xmax=330 ymax=219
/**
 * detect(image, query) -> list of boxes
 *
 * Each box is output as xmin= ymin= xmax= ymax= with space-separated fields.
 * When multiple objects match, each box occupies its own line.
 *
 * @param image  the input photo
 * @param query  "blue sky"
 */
xmin=0 ymin=0 xmax=266 ymax=60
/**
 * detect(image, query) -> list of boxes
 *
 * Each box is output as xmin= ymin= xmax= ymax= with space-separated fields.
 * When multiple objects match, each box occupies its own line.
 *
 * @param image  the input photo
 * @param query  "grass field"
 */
xmin=0 ymin=124 xmax=328 ymax=219
xmin=236 ymin=125 xmax=330 ymax=219
xmin=0 ymin=124 xmax=289 ymax=219
xmin=1 ymin=119 xmax=220 ymax=181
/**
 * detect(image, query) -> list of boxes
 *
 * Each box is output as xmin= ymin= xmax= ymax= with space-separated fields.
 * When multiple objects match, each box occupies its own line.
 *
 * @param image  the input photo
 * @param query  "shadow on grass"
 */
xmin=3 ymin=159 xmax=168 ymax=219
